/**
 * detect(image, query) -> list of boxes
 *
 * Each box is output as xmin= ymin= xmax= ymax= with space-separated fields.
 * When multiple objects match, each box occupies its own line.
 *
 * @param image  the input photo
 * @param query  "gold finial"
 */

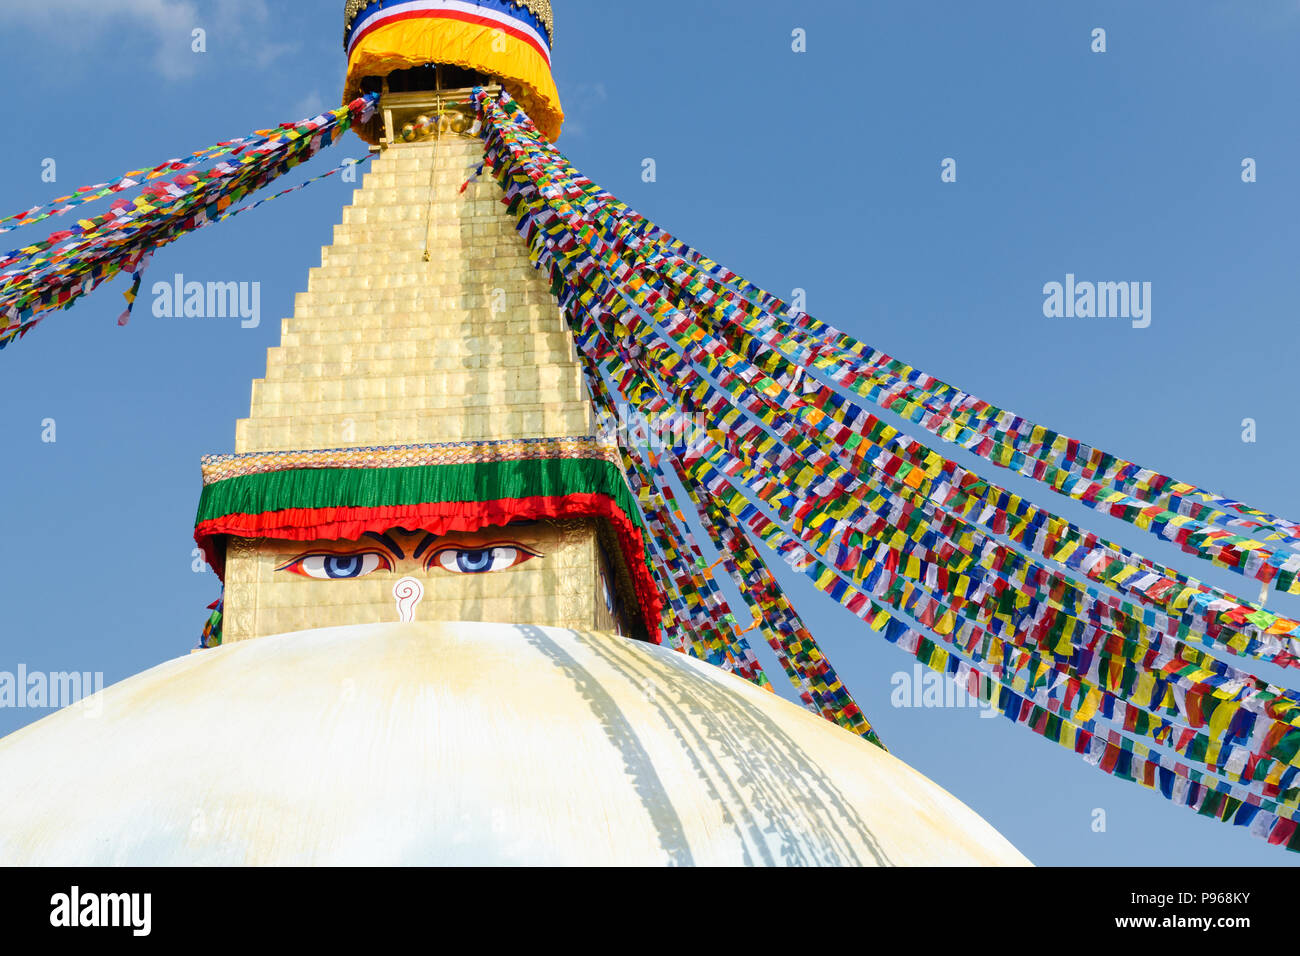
xmin=514 ymin=1 xmax=554 ymax=44
xmin=344 ymin=1 xmax=554 ymax=47
xmin=343 ymin=0 xmax=368 ymax=45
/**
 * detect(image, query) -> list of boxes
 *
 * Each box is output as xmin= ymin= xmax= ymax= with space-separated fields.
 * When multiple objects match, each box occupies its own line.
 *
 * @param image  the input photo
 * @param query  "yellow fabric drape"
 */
xmin=345 ymin=17 xmax=564 ymax=141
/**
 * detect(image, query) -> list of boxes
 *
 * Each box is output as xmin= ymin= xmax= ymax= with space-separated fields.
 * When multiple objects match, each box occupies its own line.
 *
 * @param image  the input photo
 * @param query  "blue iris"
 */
xmin=455 ymin=549 xmax=494 ymax=573
xmin=324 ymin=555 xmax=364 ymax=579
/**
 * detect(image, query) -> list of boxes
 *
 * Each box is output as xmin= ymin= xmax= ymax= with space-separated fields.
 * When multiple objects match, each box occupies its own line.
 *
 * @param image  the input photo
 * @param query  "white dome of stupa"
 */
xmin=0 ymin=622 xmax=1030 ymax=866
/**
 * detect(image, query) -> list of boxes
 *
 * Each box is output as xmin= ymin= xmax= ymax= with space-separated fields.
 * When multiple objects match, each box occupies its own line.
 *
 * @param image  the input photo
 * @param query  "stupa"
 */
xmin=0 ymin=0 xmax=1030 ymax=866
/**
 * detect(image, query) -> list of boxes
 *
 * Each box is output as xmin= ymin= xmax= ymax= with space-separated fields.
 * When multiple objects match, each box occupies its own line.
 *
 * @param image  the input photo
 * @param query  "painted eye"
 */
xmin=278 ymin=552 xmax=390 ymax=579
xmin=433 ymin=546 xmax=535 ymax=574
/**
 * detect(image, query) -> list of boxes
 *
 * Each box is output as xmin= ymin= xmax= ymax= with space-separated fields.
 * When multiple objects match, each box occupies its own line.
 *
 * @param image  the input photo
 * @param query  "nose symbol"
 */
xmin=393 ymin=576 xmax=424 ymax=622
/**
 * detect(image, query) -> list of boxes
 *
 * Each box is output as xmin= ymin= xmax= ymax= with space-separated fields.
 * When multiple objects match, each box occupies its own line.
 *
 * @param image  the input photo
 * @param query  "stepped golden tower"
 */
xmin=211 ymin=130 xmax=644 ymax=642
xmin=197 ymin=2 xmax=651 ymax=645
xmin=0 ymin=1 xmax=1030 ymax=867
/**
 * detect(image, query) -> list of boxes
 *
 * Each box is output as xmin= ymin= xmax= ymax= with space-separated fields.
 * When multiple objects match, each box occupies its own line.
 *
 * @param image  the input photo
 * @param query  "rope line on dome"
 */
xmin=577 ymin=333 xmax=882 ymax=744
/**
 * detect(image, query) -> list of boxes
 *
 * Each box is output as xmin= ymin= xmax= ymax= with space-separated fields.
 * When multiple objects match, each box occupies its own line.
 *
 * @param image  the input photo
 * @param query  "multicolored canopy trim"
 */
xmin=474 ymin=86 xmax=1300 ymax=850
xmin=194 ymin=437 xmax=663 ymax=642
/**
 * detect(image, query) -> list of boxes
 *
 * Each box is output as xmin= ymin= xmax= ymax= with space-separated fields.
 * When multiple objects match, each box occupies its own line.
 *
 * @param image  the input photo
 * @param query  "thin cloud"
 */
xmin=0 ymin=0 xmax=284 ymax=80
xmin=290 ymin=91 xmax=326 ymax=121
xmin=560 ymin=81 xmax=608 ymax=137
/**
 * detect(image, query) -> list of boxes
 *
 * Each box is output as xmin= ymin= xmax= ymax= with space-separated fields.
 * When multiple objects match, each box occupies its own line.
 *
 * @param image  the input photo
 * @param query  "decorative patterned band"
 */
xmin=201 ymin=436 xmax=619 ymax=485
xmin=344 ymin=0 xmax=554 ymax=47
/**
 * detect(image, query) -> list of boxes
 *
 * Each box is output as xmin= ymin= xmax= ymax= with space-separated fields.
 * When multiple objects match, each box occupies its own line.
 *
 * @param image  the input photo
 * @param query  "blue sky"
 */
xmin=1 ymin=0 xmax=1298 ymax=866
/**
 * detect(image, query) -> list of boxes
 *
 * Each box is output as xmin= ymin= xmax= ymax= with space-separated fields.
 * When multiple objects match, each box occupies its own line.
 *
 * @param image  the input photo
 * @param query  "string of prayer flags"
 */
xmin=473 ymin=86 xmax=1300 ymax=851
xmin=0 ymin=96 xmax=376 ymax=351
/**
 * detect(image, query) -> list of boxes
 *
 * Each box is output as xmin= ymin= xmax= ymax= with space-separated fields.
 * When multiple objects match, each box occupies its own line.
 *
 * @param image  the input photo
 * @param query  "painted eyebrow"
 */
xmin=363 ymin=531 xmax=405 ymax=559
xmin=413 ymin=533 xmax=439 ymax=561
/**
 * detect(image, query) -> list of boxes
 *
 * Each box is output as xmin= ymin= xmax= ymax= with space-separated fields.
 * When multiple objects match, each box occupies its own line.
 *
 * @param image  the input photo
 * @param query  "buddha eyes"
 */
xmin=277 ymin=542 xmax=539 ymax=578
xmin=430 ymin=545 xmax=537 ymax=574
xmin=279 ymin=552 xmax=392 ymax=579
